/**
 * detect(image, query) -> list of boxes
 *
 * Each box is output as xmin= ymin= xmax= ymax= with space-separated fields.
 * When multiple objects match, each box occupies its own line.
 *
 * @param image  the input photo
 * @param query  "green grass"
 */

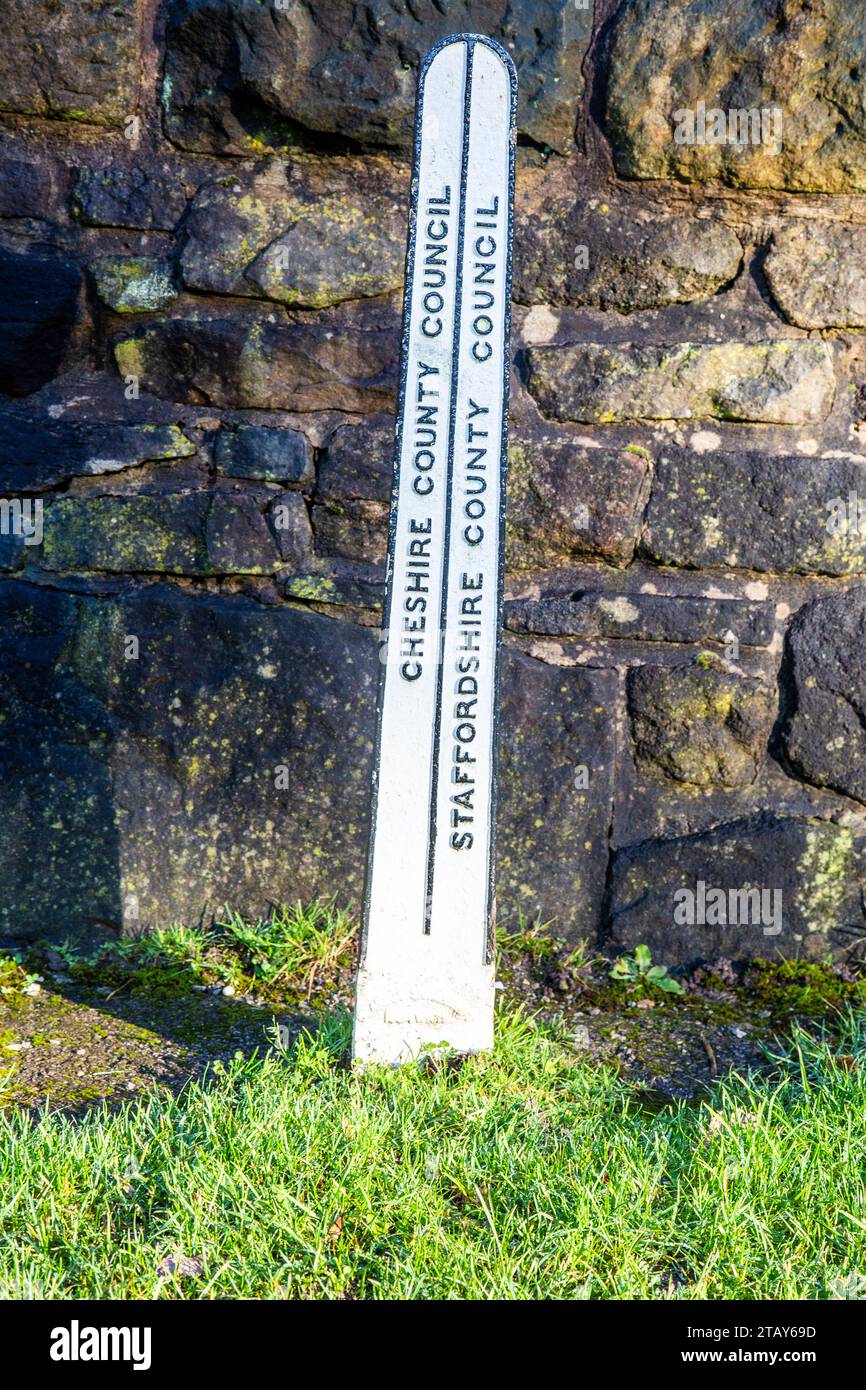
xmin=0 ymin=954 xmax=38 ymax=997
xmin=495 ymin=913 xmax=563 ymax=961
xmin=1 ymin=1007 xmax=865 ymax=1299
xmin=220 ymin=900 xmax=357 ymax=995
xmin=54 ymin=899 xmax=357 ymax=1003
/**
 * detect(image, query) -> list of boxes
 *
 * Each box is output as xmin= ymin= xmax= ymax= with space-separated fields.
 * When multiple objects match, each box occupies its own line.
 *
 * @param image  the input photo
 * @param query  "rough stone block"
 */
xmin=91 ymin=257 xmax=177 ymax=315
xmin=73 ymin=166 xmax=189 ymax=231
xmin=267 ymin=491 xmax=313 ymax=567
xmin=783 ymin=588 xmax=866 ymax=807
xmin=181 ymin=166 xmax=405 ymax=308
xmin=643 ymin=450 xmax=866 ymax=575
xmin=506 ymin=433 xmax=652 ymax=568
xmin=41 ymin=494 xmax=277 ymax=576
xmin=609 ymin=816 xmax=866 ymax=965
xmin=114 ymin=302 xmax=398 ymax=413
xmin=310 ymin=414 xmax=393 ymax=563
xmin=164 ymin=0 xmax=591 ymax=155
xmin=628 ymin=659 xmax=775 ymax=788
xmin=216 ymin=426 xmax=313 ymax=487
xmin=0 ymin=413 xmax=195 ymax=492
xmin=607 ymin=0 xmax=866 ymax=193
xmin=0 ymin=0 xmax=141 ymax=127
xmin=525 ymin=341 xmax=836 ymax=426
xmin=497 ymin=655 xmax=616 ymax=943
xmin=515 ymin=191 xmax=742 ymax=311
xmin=506 ymin=592 xmax=775 ymax=647
xmin=765 ymin=223 xmax=866 ymax=330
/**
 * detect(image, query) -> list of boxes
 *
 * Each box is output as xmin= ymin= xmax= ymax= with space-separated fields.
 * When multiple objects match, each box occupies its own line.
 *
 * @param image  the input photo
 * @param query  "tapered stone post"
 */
xmin=353 ymin=35 xmax=516 ymax=1064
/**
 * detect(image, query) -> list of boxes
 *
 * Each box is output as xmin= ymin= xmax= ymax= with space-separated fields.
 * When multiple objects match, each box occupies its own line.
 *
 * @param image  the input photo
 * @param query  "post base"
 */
xmin=352 ymin=963 xmax=495 ymax=1065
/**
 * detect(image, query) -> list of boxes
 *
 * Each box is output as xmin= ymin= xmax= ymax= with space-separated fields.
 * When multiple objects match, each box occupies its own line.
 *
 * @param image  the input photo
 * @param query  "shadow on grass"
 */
xmin=0 ymin=976 xmax=321 ymax=1117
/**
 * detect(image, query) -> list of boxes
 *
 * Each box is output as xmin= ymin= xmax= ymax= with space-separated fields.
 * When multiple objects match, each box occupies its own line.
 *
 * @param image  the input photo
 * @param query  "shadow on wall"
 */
xmin=0 ymin=581 xmax=379 ymax=948
xmin=0 ymin=579 xmax=616 ymax=950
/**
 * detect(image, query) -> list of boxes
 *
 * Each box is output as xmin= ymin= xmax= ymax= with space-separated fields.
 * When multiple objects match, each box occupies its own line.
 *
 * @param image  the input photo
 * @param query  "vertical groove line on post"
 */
xmin=423 ymin=38 xmax=475 ymax=937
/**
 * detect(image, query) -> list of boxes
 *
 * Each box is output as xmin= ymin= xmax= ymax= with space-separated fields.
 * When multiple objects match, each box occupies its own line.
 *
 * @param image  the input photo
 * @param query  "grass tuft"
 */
xmin=219 ymin=899 xmax=357 ymax=997
xmin=31 ymin=899 xmax=357 ymax=1004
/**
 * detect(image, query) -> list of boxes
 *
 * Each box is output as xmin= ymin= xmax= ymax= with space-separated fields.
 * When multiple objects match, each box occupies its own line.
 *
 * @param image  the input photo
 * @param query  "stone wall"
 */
xmin=3 ymin=0 xmax=866 ymax=963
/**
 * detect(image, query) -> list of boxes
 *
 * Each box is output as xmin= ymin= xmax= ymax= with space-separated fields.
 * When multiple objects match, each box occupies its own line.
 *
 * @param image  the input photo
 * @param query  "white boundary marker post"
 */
xmin=353 ymin=35 xmax=516 ymax=1065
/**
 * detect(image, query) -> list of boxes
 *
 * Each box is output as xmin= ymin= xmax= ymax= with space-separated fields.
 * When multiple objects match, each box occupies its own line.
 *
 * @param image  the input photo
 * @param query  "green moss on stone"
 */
xmin=794 ymin=827 xmax=857 ymax=934
xmin=92 ymin=256 xmax=176 ymax=314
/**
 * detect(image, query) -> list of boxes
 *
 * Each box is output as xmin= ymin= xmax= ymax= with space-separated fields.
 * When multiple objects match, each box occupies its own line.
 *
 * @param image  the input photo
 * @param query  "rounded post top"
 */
xmin=419 ymin=32 xmax=518 ymax=85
